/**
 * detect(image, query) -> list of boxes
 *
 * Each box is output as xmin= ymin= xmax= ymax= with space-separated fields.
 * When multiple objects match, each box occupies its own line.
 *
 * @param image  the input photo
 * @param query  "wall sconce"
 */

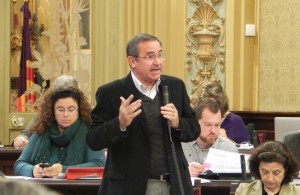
xmin=245 ymin=24 xmax=256 ymax=37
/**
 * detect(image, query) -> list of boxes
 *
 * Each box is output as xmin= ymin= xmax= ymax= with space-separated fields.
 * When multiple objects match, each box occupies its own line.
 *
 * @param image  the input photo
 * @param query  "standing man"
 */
xmin=182 ymin=98 xmax=238 ymax=177
xmin=87 ymin=33 xmax=200 ymax=195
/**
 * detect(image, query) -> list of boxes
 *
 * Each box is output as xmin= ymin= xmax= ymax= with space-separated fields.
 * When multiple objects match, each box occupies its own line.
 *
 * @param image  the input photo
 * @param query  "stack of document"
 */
xmin=204 ymin=148 xmax=250 ymax=173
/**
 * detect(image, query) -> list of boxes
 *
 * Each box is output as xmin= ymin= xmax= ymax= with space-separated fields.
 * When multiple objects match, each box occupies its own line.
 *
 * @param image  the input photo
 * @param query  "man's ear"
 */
xmin=127 ymin=56 xmax=136 ymax=68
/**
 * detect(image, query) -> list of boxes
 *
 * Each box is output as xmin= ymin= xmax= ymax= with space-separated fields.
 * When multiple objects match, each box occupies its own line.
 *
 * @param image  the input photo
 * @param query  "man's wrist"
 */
xmin=175 ymin=123 xmax=181 ymax=131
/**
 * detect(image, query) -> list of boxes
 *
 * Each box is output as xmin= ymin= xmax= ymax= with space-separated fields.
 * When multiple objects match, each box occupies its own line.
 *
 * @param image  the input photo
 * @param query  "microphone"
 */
xmin=162 ymin=86 xmax=170 ymax=105
xmin=162 ymin=86 xmax=172 ymax=133
xmin=240 ymin=154 xmax=247 ymax=181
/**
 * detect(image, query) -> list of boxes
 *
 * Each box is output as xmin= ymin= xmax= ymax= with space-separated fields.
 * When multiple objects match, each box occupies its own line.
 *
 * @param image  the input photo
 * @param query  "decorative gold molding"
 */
xmin=188 ymin=0 xmax=223 ymax=7
xmin=186 ymin=1 xmax=225 ymax=106
xmin=188 ymin=0 xmax=204 ymax=7
xmin=26 ymin=0 xmax=91 ymax=110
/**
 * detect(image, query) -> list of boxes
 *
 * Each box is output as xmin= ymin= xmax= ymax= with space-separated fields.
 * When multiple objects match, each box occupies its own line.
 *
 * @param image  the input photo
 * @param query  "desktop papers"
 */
xmin=191 ymin=177 xmax=210 ymax=186
xmin=204 ymin=148 xmax=250 ymax=173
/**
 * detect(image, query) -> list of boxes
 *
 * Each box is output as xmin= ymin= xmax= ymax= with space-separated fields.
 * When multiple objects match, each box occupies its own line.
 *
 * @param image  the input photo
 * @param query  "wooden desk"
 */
xmin=0 ymin=147 xmax=22 ymax=176
xmin=9 ymin=177 xmax=300 ymax=195
xmin=0 ymin=145 xmax=241 ymax=195
xmin=37 ymin=179 xmax=100 ymax=195
xmin=201 ymin=181 xmax=239 ymax=195
xmin=33 ymin=179 xmax=239 ymax=195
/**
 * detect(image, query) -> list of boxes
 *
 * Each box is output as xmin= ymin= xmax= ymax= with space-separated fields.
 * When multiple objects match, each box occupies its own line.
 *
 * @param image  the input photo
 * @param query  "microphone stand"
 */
xmin=163 ymin=86 xmax=185 ymax=195
xmin=167 ymin=122 xmax=185 ymax=195
xmin=240 ymin=154 xmax=247 ymax=181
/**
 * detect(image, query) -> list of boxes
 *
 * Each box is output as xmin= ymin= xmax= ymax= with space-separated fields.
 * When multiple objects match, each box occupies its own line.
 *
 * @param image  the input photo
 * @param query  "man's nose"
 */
xmin=211 ymin=126 xmax=218 ymax=133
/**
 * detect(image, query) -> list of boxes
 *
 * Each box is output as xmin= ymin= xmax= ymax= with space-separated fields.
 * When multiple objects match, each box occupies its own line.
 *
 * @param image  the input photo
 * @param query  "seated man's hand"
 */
xmin=219 ymin=128 xmax=237 ymax=144
xmin=13 ymin=136 xmax=28 ymax=148
xmin=218 ymin=128 xmax=228 ymax=138
xmin=188 ymin=162 xmax=205 ymax=177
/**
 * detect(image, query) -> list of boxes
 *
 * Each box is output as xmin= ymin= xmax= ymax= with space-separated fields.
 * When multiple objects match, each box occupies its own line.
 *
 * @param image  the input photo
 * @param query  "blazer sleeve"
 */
xmin=61 ymin=146 xmax=106 ymax=172
xmin=169 ymin=79 xmax=200 ymax=142
xmin=87 ymin=82 xmax=128 ymax=150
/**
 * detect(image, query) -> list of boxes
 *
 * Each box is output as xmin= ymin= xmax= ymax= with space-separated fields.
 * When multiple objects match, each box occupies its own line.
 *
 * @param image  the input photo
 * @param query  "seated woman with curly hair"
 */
xmin=14 ymin=87 xmax=105 ymax=178
xmin=235 ymin=141 xmax=300 ymax=195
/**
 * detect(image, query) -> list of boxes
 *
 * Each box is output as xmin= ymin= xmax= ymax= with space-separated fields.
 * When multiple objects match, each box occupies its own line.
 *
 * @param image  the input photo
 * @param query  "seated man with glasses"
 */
xmin=14 ymin=87 xmax=106 ymax=178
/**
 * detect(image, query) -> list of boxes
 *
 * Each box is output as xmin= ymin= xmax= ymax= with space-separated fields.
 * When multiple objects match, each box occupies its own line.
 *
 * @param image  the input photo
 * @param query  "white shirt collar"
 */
xmin=131 ymin=71 xmax=161 ymax=99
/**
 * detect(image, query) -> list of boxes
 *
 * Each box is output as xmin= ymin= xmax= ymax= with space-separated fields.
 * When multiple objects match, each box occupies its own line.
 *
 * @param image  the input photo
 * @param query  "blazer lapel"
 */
xmin=122 ymin=73 xmax=151 ymax=140
xmin=280 ymin=183 xmax=292 ymax=194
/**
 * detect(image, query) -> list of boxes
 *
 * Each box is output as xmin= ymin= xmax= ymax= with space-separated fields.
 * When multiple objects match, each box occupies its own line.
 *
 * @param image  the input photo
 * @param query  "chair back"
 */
xmin=283 ymin=130 xmax=300 ymax=162
xmin=274 ymin=117 xmax=300 ymax=141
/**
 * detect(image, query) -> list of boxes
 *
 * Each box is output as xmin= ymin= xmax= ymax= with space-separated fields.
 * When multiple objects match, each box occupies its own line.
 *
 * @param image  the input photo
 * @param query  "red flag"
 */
xmin=17 ymin=2 xmax=36 ymax=112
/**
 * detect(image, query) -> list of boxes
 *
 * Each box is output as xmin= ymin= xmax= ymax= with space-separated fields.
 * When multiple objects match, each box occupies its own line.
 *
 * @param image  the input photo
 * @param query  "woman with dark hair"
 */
xmin=14 ymin=87 xmax=105 ymax=178
xmin=13 ymin=75 xmax=79 ymax=148
xmin=235 ymin=141 xmax=300 ymax=195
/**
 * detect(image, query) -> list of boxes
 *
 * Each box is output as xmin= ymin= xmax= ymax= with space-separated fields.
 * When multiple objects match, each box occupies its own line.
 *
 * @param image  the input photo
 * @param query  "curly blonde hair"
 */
xmin=30 ymin=87 xmax=92 ymax=134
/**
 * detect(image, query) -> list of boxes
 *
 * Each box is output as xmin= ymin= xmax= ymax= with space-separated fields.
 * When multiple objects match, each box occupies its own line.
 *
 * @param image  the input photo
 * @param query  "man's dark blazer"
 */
xmin=87 ymin=73 xmax=200 ymax=195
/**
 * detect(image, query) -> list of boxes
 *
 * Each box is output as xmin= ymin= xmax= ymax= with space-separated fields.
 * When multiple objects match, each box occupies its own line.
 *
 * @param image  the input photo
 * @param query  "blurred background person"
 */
xmin=13 ymin=75 xmax=79 ymax=148
xmin=200 ymin=82 xmax=250 ymax=144
xmin=235 ymin=141 xmax=300 ymax=195
xmin=14 ymin=87 xmax=105 ymax=178
xmin=0 ymin=179 xmax=61 ymax=195
xmin=182 ymin=98 xmax=238 ymax=177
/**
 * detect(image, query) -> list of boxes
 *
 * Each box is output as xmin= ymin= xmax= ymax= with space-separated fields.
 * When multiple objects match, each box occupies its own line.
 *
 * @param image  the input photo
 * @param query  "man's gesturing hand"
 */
xmin=119 ymin=95 xmax=142 ymax=130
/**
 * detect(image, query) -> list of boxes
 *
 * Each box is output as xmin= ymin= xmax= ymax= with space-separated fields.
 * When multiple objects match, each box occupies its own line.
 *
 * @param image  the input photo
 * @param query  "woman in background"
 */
xmin=235 ymin=141 xmax=300 ymax=195
xmin=13 ymin=75 xmax=79 ymax=148
xmin=14 ymin=87 xmax=105 ymax=178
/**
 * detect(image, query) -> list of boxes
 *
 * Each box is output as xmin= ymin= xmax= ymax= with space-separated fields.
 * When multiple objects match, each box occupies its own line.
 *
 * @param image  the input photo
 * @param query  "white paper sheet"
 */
xmin=191 ymin=177 xmax=211 ymax=186
xmin=204 ymin=148 xmax=250 ymax=173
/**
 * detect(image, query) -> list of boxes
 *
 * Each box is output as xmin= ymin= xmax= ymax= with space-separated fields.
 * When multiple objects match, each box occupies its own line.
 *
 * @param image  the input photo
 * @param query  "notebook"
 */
xmin=65 ymin=167 xmax=104 ymax=180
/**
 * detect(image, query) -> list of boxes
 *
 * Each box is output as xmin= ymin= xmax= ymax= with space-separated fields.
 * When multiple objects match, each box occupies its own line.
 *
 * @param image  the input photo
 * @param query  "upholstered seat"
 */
xmin=274 ymin=117 xmax=300 ymax=141
xmin=283 ymin=130 xmax=300 ymax=163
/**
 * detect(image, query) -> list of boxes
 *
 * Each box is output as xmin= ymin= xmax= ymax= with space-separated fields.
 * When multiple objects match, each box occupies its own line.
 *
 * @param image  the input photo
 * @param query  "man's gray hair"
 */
xmin=52 ymin=75 xmax=78 ymax=91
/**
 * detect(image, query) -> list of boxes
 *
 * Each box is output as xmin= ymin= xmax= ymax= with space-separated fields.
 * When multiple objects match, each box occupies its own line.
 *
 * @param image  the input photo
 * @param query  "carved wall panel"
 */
xmin=186 ymin=0 xmax=225 ymax=106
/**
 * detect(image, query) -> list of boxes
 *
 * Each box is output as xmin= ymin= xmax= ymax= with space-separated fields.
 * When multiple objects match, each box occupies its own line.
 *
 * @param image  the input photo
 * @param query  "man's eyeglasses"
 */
xmin=55 ymin=106 xmax=78 ymax=115
xmin=133 ymin=53 xmax=165 ymax=61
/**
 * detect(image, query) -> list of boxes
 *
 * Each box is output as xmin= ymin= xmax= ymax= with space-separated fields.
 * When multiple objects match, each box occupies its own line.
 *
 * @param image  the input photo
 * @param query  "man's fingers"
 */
xmin=119 ymin=95 xmax=142 ymax=127
xmin=120 ymin=95 xmax=134 ymax=106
